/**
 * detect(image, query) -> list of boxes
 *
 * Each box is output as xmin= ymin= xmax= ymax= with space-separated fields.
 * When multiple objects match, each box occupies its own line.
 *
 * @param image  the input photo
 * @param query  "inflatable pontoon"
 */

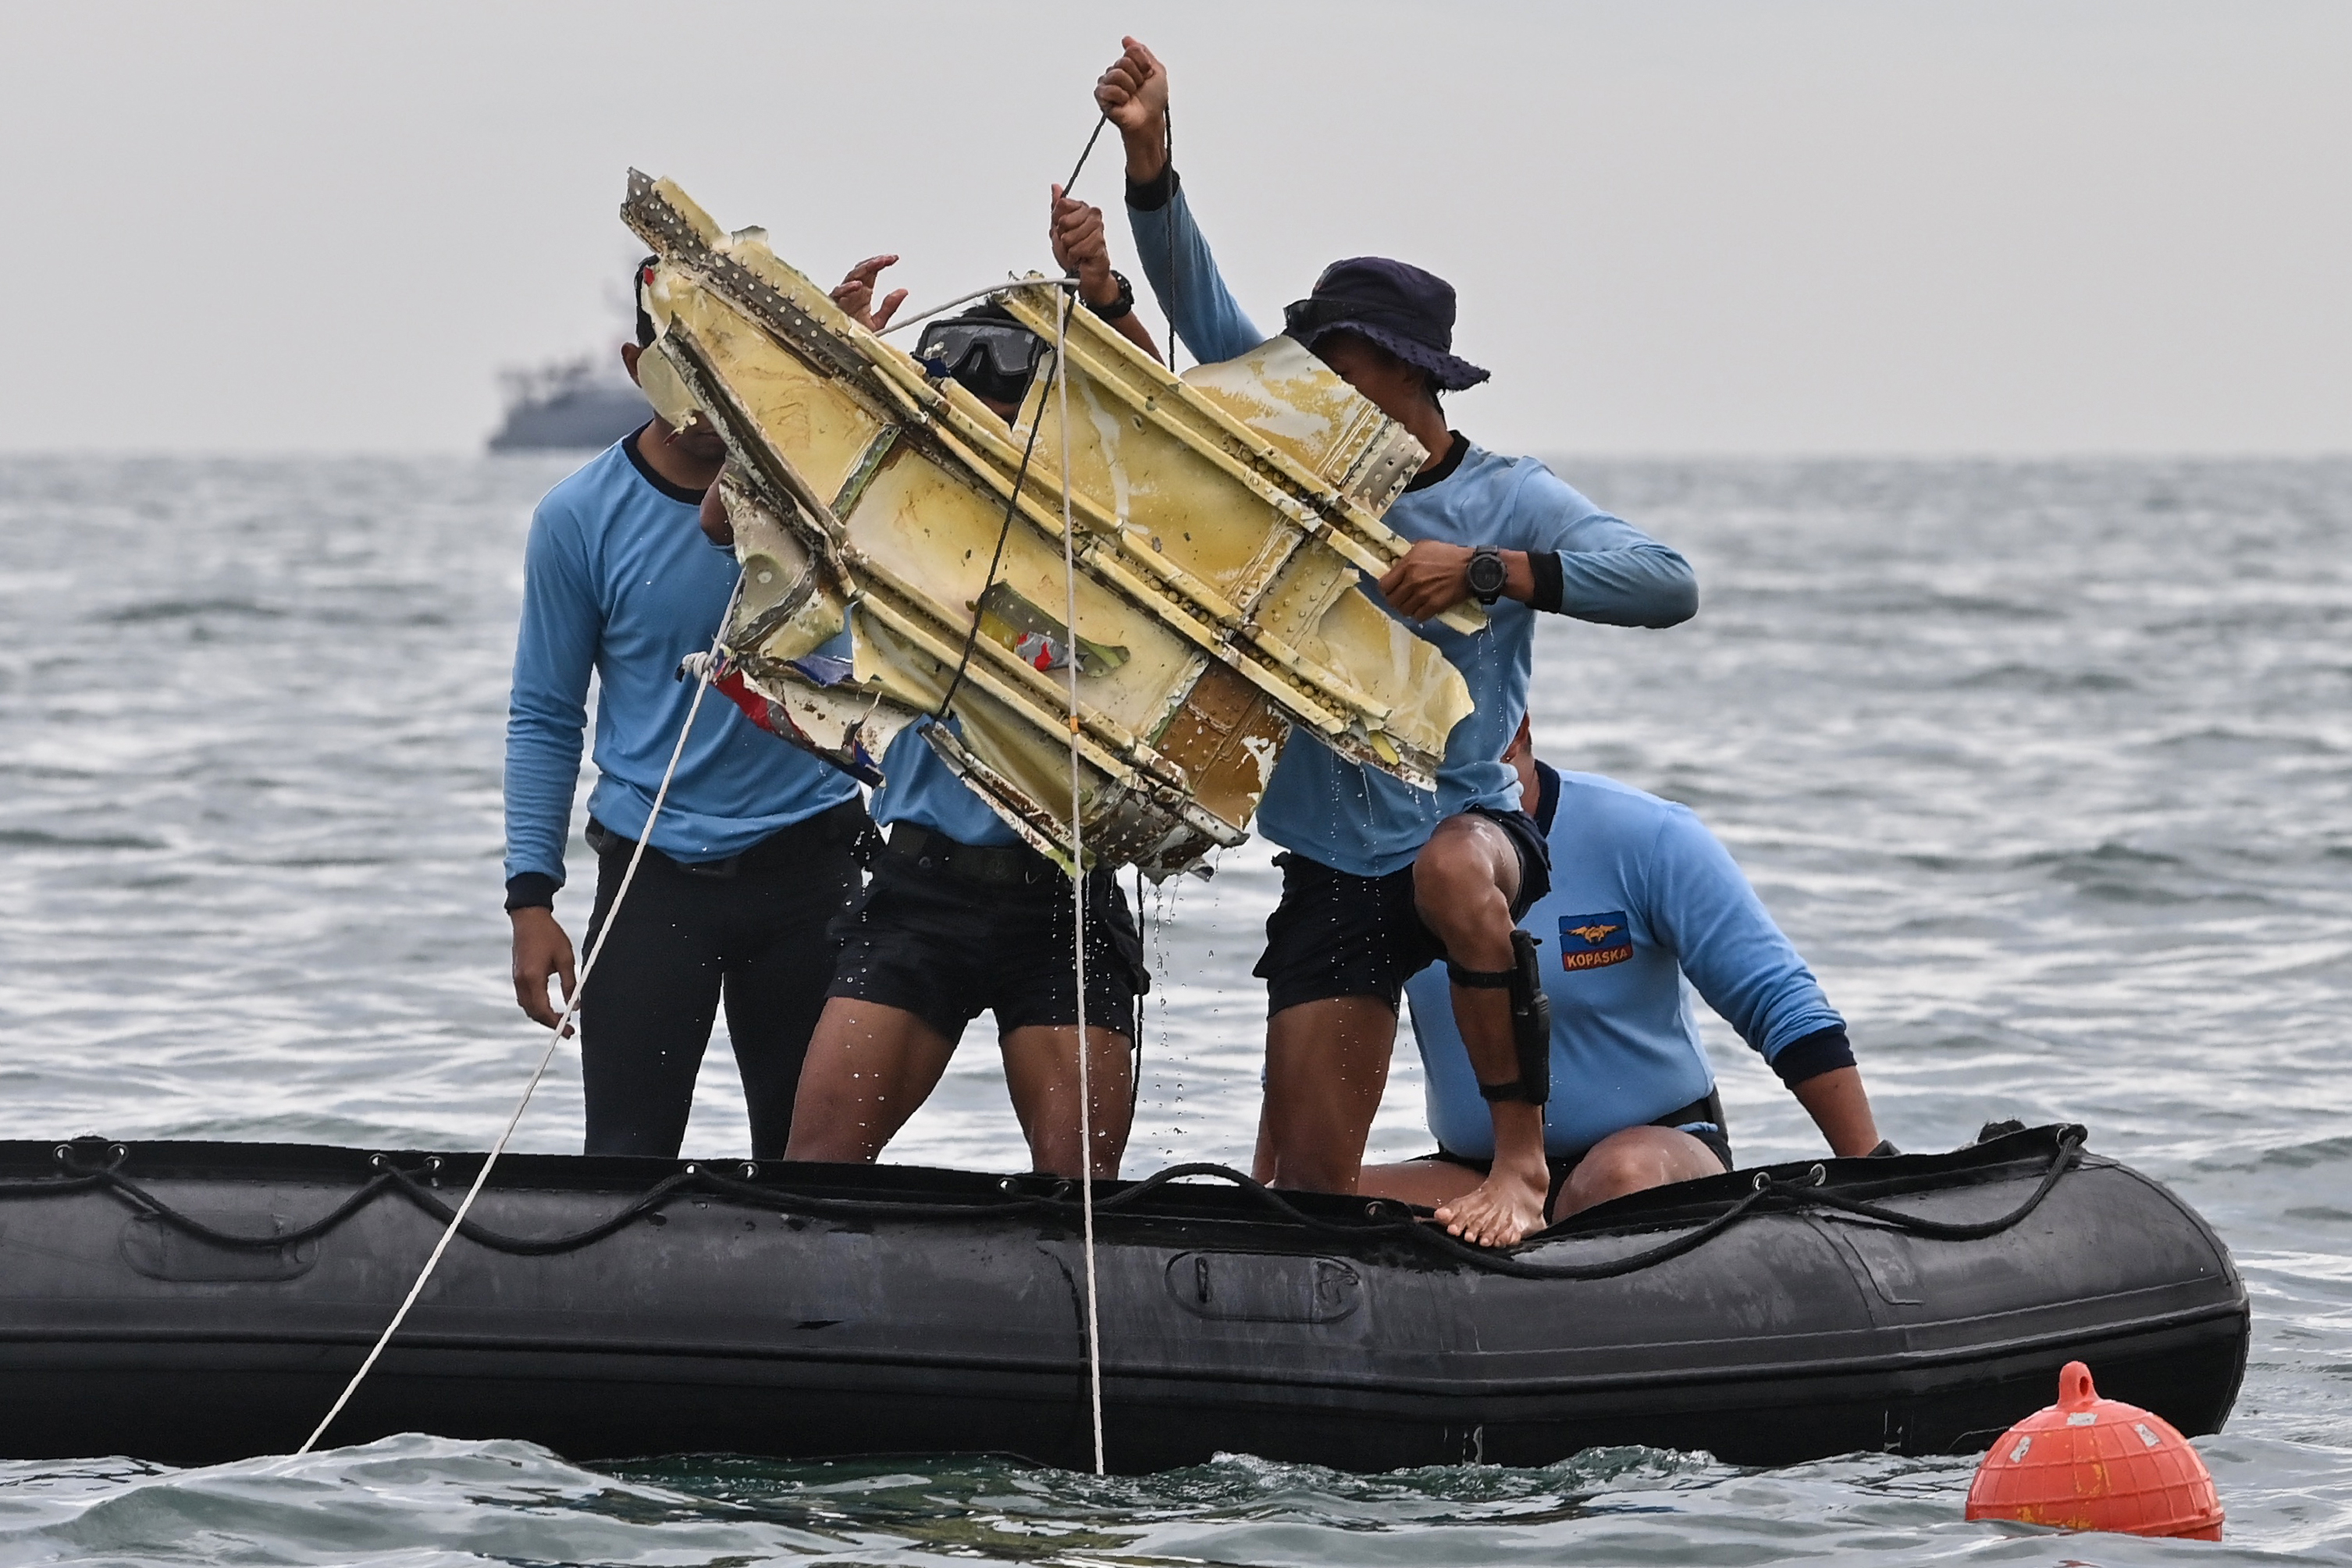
xmin=0 ymin=1124 xmax=2243 ymax=1470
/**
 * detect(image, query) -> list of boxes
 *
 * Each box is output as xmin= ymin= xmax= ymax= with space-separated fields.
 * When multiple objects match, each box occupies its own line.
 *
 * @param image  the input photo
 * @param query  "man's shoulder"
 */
xmin=1450 ymin=445 xmax=1607 ymax=521
xmin=1549 ymin=770 xmax=1702 ymax=844
xmin=532 ymin=438 xmax=644 ymax=535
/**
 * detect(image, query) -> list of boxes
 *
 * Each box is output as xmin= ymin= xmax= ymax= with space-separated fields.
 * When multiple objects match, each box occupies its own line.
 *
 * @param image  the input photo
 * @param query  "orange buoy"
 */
xmin=1966 ymin=1361 xmax=2222 ymax=1540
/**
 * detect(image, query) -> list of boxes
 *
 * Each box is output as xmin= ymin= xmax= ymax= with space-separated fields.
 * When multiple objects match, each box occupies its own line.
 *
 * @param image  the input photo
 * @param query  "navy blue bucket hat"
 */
xmin=1282 ymin=257 xmax=1490 ymax=392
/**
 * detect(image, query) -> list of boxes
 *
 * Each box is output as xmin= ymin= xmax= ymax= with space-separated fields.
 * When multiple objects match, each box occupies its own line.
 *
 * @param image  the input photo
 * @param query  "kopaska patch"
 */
xmin=1557 ymin=912 xmax=1635 ymax=970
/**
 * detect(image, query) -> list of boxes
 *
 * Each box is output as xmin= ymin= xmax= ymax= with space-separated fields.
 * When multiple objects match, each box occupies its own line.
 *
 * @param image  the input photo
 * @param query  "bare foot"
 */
xmin=1432 ymin=1162 xmax=1549 ymax=1248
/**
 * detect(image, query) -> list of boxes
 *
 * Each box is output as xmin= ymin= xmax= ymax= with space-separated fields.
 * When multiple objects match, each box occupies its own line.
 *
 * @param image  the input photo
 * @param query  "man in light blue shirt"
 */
xmin=503 ymin=262 xmax=870 ymax=1159
xmin=1363 ymin=720 xmax=1891 ymax=1223
xmin=1098 ymin=40 xmax=1698 ymax=1246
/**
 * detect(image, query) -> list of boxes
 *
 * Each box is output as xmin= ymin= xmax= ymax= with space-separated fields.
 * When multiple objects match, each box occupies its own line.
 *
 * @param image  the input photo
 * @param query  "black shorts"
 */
xmin=827 ymin=830 xmax=1147 ymax=1047
xmin=576 ymin=802 xmax=869 ymax=1159
xmin=1254 ymin=805 xmax=1553 ymax=1016
xmin=1416 ymin=1091 xmax=1736 ymax=1213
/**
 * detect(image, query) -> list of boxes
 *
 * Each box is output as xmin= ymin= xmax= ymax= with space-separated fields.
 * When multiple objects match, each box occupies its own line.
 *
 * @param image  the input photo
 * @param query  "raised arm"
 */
xmin=1095 ymin=36 xmax=1265 ymax=364
xmin=1050 ymin=183 xmax=1162 ymax=363
xmin=1100 ymin=35 xmax=1172 ymax=187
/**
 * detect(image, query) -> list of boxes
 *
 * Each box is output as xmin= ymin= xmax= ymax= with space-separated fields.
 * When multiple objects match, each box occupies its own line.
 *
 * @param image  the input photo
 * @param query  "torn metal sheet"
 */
xmin=621 ymin=171 xmax=1475 ymax=876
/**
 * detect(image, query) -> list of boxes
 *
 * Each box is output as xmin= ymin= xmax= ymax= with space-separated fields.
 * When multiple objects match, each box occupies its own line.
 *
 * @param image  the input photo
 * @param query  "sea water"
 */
xmin=0 ymin=454 xmax=2346 ymax=1563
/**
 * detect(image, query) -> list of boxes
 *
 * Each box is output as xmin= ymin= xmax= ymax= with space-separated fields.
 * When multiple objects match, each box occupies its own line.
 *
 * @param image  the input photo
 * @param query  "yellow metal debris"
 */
xmin=621 ymin=172 xmax=1474 ymax=876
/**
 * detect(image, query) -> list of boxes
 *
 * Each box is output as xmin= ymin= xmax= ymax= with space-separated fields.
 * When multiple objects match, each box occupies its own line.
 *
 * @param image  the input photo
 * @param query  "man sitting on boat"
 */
xmin=503 ymin=261 xmax=873 ymax=1160
xmin=1096 ymin=38 xmax=1699 ymax=1246
xmin=777 ymin=188 xmax=1158 ymax=1181
xmin=1361 ymin=720 xmax=1892 ymax=1226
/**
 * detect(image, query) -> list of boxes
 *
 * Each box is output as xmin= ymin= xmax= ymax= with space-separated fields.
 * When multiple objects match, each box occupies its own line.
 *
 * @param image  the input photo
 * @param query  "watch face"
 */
xmin=1468 ymin=550 xmax=1507 ymax=598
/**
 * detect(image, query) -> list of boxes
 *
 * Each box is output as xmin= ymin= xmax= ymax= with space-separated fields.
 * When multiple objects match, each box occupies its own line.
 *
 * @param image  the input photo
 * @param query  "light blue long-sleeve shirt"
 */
xmin=868 ymin=717 xmax=1024 ymax=847
xmin=1128 ymin=175 xmax=1697 ymax=875
xmin=1405 ymin=764 xmax=1848 ymax=1159
xmin=502 ymin=432 xmax=859 ymax=890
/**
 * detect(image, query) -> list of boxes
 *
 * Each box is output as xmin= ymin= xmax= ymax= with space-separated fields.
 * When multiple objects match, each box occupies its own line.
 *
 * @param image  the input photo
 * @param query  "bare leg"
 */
xmin=1250 ymin=1102 xmax=1276 ymax=1185
xmin=1261 ymin=996 xmax=1398 ymax=1195
xmin=1001 ymin=1023 xmax=1134 ymax=1179
xmin=1553 ymin=1125 xmax=1728 ymax=1218
xmin=783 ymin=997 xmax=957 ymax=1164
xmin=1412 ymin=814 xmax=1550 ymax=1247
xmin=1358 ymin=1157 xmax=1486 ymax=1211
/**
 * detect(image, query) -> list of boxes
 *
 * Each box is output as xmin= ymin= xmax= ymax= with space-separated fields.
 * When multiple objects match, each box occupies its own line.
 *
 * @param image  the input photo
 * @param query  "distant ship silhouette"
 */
xmin=486 ymin=354 xmax=649 ymax=452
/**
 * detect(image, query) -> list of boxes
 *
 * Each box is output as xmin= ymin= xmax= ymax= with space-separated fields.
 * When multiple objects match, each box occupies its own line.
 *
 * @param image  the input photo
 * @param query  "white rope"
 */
xmin=875 ymin=276 xmax=1083 ymax=339
xmin=1052 ymin=291 xmax=1107 ymax=1477
xmin=296 ymin=576 xmax=744 ymax=1456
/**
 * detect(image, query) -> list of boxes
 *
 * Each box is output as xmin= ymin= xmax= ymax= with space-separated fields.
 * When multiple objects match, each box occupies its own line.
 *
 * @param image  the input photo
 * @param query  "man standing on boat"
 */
xmin=503 ymin=263 xmax=872 ymax=1160
xmin=777 ymin=188 xmax=1154 ymax=1181
xmin=1097 ymin=38 xmax=1698 ymax=1246
xmin=1361 ymin=720 xmax=1890 ymax=1223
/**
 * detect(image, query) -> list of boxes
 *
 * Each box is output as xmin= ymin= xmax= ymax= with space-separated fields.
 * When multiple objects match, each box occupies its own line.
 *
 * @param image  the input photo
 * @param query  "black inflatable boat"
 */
xmin=0 ymin=1124 xmax=2243 ymax=1471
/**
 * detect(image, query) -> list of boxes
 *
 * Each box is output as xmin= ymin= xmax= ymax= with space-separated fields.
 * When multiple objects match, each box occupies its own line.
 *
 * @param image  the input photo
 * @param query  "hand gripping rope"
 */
xmin=294 ymin=575 xmax=742 ymax=1456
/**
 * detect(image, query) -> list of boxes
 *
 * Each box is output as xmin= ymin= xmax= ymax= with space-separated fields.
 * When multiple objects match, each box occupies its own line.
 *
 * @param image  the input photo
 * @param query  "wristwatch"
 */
xmin=1080 ymin=268 xmax=1136 ymax=322
xmin=1466 ymin=546 xmax=1508 ymax=606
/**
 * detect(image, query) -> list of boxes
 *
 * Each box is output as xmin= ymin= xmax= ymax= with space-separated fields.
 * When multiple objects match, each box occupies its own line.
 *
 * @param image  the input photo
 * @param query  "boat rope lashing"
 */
xmin=293 ymin=574 xmax=745 ymax=1456
xmin=1049 ymin=285 xmax=1108 ymax=1478
xmin=33 ymin=1129 xmax=2089 ymax=1281
xmin=37 ymin=1132 xmax=2088 ymax=1278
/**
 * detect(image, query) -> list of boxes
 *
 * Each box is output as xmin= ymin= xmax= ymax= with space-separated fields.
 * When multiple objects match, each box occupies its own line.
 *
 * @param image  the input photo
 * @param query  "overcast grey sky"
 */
xmin=5 ymin=1 xmax=2345 ymax=456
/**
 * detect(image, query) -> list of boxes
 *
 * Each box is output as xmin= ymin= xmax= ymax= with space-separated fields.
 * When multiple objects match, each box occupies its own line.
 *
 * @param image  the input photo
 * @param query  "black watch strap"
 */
xmin=1079 ymin=269 xmax=1135 ymax=322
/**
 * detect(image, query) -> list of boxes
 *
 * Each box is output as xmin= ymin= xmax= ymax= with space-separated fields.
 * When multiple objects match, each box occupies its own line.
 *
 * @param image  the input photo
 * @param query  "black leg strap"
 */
xmin=1447 ymin=933 xmax=1553 ymax=1107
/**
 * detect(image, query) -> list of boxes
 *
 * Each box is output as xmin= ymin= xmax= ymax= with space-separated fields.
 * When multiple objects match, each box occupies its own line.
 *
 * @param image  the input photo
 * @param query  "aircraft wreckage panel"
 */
xmin=622 ymin=171 xmax=1474 ymax=876
xmin=653 ymin=286 xmax=888 ymax=519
